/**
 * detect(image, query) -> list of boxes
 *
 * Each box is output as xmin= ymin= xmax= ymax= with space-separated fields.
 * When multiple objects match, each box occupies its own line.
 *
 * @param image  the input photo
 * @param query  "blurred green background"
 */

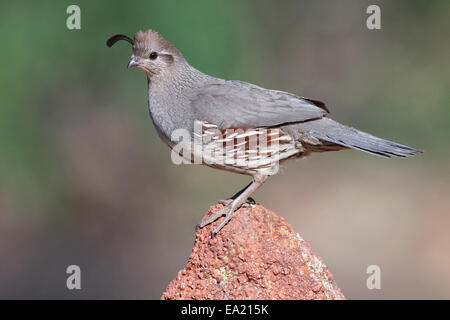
xmin=0 ymin=0 xmax=449 ymax=299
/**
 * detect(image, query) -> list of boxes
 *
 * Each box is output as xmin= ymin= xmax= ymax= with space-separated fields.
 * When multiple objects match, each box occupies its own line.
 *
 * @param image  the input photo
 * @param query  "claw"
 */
xmin=218 ymin=199 xmax=233 ymax=206
xmin=211 ymin=206 xmax=235 ymax=236
xmin=198 ymin=176 xmax=267 ymax=237
xmin=199 ymin=197 xmax=257 ymax=236
xmin=197 ymin=204 xmax=229 ymax=229
xmin=219 ymin=197 xmax=255 ymax=207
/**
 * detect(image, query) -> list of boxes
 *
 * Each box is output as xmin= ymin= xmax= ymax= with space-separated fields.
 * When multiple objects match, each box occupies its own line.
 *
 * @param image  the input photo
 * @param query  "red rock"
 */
xmin=161 ymin=204 xmax=345 ymax=300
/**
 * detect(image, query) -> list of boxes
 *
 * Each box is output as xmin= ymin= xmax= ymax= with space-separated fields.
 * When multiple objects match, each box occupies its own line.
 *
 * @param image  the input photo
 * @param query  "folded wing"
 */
xmin=190 ymin=80 xmax=328 ymax=130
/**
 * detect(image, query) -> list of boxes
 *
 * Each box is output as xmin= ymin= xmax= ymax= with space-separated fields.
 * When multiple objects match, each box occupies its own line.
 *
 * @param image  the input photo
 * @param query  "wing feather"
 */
xmin=190 ymin=80 xmax=328 ymax=130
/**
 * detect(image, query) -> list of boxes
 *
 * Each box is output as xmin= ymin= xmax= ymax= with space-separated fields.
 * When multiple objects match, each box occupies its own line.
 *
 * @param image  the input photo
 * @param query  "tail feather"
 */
xmin=298 ymin=118 xmax=422 ymax=158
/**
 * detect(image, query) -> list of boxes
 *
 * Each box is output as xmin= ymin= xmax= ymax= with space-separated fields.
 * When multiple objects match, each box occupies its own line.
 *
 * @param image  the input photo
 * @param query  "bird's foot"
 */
xmin=210 ymin=205 xmax=235 ymax=238
xmin=196 ymin=203 xmax=232 ymax=231
xmin=218 ymin=199 xmax=232 ymax=206
xmin=218 ymin=197 xmax=256 ymax=207
xmin=196 ymin=197 xmax=256 ymax=237
xmin=197 ymin=198 xmax=254 ymax=237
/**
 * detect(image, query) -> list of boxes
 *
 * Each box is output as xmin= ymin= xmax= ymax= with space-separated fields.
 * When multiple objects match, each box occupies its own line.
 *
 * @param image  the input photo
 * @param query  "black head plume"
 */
xmin=106 ymin=34 xmax=134 ymax=47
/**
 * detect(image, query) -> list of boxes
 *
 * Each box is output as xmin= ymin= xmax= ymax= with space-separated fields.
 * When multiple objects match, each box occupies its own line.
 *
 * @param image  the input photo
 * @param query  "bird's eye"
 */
xmin=149 ymin=52 xmax=158 ymax=60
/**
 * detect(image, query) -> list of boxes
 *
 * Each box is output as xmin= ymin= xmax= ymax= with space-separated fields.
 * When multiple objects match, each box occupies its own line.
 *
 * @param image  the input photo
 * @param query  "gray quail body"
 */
xmin=107 ymin=30 xmax=422 ymax=237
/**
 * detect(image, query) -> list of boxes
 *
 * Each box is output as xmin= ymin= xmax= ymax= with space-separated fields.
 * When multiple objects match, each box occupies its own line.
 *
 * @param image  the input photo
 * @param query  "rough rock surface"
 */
xmin=162 ymin=204 xmax=345 ymax=300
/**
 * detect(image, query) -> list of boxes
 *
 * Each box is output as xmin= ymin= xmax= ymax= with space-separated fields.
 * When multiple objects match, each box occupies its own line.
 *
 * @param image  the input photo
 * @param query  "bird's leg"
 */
xmin=211 ymin=175 xmax=268 ymax=237
xmin=218 ymin=182 xmax=251 ymax=206
xmin=197 ymin=175 xmax=268 ymax=237
xmin=219 ymin=197 xmax=256 ymax=206
xmin=218 ymin=182 xmax=255 ymax=207
xmin=197 ymin=182 xmax=251 ymax=229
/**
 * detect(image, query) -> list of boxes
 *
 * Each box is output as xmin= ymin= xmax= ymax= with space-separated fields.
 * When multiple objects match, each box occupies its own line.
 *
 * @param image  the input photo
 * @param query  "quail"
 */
xmin=107 ymin=30 xmax=422 ymax=237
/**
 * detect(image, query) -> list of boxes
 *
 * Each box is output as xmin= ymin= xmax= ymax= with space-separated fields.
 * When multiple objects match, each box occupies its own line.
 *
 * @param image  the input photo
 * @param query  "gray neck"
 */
xmin=147 ymin=60 xmax=210 ymax=146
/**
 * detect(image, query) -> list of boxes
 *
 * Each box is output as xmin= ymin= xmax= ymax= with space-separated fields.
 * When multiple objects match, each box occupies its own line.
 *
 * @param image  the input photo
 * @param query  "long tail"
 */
xmin=297 ymin=118 xmax=423 ymax=158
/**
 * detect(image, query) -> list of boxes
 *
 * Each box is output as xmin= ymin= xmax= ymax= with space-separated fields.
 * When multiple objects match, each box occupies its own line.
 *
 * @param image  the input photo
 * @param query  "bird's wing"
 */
xmin=190 ymin=80 xmax=329 ymax=130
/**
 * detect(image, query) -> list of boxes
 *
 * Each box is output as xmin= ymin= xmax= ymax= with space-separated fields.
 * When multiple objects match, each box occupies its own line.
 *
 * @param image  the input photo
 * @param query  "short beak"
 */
xmin=127 ymin=57 xmax=139 ymax=69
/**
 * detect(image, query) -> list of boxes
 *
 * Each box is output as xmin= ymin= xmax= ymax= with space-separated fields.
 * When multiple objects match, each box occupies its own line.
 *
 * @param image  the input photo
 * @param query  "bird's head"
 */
xmin=107 ymin=30 xmax=183 ymax=78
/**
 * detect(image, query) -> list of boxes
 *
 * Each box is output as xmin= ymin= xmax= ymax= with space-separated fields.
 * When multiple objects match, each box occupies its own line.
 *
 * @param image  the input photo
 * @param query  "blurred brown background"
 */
xmin=0 ymin=0 xmax=449 ymax=299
